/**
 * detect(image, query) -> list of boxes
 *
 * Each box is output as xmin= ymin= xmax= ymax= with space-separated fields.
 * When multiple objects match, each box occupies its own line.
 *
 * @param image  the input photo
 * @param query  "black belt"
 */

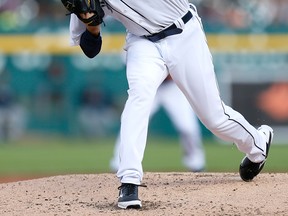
xmin=145 ymin=11 xmax=193 ymax=42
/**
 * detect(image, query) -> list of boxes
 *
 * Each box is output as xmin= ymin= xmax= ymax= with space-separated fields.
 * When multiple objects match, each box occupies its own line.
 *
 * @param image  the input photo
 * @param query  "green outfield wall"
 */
xmin=0 ymin=34 xmax=287 ymax=139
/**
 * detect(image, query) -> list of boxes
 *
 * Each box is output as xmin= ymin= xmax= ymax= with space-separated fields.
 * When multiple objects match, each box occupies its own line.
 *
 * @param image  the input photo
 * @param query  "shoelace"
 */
xmin=118 ymin=184 xmax=147 ymax=197
xmin=118 ymin=183 xmax=147 ymax=191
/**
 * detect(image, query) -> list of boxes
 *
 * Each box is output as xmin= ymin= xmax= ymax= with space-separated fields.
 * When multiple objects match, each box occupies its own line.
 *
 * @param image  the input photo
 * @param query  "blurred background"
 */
xmin=0 ymin=0 xmax=288 ymax=181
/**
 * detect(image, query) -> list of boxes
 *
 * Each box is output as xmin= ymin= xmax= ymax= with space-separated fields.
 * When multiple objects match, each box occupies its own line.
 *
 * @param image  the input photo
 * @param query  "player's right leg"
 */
xmin=118 ymin=183 xmax=141 ymax=209
xmin=110 ymin=92 xmax=161 ymax=173
xmin=116 ymin=33 xmax=168 ymax=208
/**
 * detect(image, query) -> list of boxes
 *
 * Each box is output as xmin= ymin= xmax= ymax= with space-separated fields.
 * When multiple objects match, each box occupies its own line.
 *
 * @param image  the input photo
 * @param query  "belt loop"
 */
xmin=189 ymin=3 xmax=197 ymax=13
xmin=174 ymin=18 xmax=185 ymax=30
xmin=189 ymin=3 xmax=198 ymax=17
xmin=145 ymin=10 xmax=193 ymax=42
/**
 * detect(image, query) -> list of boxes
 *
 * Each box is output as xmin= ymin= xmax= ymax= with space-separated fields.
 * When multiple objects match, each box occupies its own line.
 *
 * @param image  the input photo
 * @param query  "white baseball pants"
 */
xmin=110 ymin=80 xmax=205 ymax=172
xmin=117 ymin=9 xmax=267 ymax=184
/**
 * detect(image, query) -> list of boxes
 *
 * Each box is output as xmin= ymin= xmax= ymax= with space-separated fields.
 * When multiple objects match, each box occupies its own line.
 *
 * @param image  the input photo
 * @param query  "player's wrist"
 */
xmin=86 ymin=25 xmax=101 ymax=37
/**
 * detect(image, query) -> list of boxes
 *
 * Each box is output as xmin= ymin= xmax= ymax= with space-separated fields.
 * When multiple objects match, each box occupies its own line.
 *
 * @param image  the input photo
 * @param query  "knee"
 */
xmin=201 ymin=116 xmax=226 ymax=133
xmin=128 ymin=85 xmax=157 ymax=105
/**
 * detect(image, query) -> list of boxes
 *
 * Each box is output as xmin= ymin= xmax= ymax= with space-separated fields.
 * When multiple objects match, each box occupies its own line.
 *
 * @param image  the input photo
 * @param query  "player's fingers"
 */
xmin=79 ymin=12 xmax=95 ymax=19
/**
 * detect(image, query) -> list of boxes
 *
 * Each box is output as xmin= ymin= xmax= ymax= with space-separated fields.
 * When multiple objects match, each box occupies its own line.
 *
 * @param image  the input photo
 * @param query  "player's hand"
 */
xmin=79 ymin=12 xmax=101 ymax=36
xmin=79 ymin=12 xmax=95 ymax=20
xmin=61 ymin=0 xmax=104 ymax=26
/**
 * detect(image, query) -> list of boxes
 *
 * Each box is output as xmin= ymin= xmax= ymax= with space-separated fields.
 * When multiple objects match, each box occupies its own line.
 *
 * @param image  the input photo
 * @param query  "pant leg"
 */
xmin=110 ymin=84 xmax=161 ymax=173
xmin=117 ymin=34 xmax=168 ymax=184
xmin=164 ymin=9 xmax=266 ymax=163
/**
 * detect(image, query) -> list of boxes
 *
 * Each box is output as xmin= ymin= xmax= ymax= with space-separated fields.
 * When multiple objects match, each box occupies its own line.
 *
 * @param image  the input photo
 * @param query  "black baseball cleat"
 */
xmin=239 ymin=125 xmax=273 ymax=182
xmin=118 ymin=183 xmax=143 ymax=209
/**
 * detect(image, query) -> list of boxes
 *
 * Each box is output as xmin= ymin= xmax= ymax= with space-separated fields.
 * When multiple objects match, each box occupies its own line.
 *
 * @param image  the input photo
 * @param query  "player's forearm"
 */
xmin=86 ymin=25 xmax=101 ymax=36
xmin=80 ymin=26 xmax=102 ymax=58
xmin=79 ymin=13 xmax=102 ymax=58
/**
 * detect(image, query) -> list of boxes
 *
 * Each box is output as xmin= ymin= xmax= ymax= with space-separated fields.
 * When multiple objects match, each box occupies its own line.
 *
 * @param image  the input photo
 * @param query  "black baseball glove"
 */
xmin=61 ymin=0 xmax=104 ymax=26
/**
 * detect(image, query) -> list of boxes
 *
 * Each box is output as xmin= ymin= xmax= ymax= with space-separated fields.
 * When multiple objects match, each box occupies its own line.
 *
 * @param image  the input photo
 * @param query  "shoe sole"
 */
xmin=118 ymin=200 xmax=142 ymax=209
xmin=239 ymin=125 xmax=273 ymax=182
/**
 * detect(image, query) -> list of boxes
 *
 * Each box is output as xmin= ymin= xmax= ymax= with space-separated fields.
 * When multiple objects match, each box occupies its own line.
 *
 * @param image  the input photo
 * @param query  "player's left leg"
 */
xmin=166 ymin=7 xmax=271 ymax=177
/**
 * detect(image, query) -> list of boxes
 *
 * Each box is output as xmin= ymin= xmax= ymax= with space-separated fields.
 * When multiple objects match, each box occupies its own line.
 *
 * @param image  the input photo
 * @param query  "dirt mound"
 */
xmin=1 ymin=172 xmax=288 ymax=216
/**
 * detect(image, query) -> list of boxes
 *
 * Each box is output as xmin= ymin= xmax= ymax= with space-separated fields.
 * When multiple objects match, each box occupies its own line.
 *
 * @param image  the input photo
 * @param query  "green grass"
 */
xmin=0 ymin=136 xmax=287 ymax=177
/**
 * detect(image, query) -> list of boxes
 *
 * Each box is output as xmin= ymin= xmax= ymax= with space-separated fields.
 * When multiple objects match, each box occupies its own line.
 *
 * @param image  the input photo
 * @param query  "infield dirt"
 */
xmin=0 ymin=172 xmax=288 ymax=216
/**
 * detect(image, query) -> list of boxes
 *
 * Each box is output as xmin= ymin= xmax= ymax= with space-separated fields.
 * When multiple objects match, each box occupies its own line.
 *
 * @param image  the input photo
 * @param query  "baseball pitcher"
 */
xmin=61 ymin=0 xmax=274 ymax=209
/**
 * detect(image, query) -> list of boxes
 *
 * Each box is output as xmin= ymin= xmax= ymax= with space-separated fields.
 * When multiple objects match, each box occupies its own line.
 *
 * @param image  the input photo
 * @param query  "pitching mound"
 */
xmin=0 ymin=172 xmax=288 ymax=215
